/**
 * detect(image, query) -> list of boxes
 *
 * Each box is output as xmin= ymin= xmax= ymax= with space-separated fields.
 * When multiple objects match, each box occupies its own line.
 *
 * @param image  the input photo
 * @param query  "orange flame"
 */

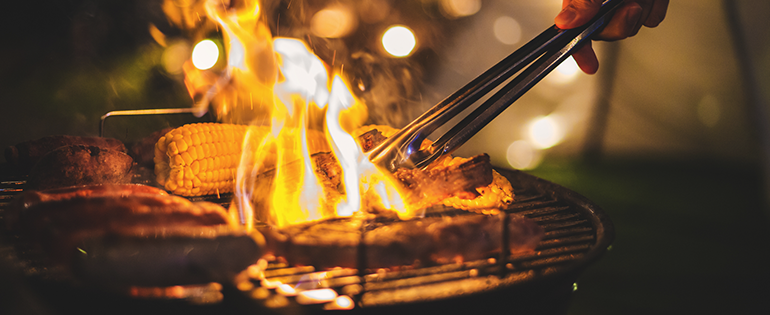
xmin=167 ymin=0 xmax=416 ymax=228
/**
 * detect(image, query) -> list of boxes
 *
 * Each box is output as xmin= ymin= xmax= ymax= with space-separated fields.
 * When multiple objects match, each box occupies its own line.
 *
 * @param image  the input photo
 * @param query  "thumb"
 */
xmin=555 ymin=0 xmax=604 ymax=29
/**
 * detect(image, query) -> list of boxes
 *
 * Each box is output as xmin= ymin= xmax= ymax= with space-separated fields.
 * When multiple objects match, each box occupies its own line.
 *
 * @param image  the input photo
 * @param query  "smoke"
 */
xmin=162 ymin=0 xmax=461 ymax=128
xmin=259 ymin=0 xmax=458 ymax=127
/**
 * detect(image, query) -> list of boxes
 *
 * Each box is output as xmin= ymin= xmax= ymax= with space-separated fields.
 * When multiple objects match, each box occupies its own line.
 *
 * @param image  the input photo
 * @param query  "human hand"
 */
xmin=555 ymin=0 xmax=669 ymax=74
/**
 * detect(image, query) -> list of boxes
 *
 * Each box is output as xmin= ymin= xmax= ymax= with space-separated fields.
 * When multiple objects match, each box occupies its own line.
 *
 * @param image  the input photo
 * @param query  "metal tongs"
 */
xmin=369 ymin=0 xmax=624 ymax=172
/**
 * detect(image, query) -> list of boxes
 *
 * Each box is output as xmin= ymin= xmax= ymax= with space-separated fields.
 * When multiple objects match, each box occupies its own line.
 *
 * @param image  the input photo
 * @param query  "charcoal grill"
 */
xmin=0 ymin=166 xmax=613 ymax=315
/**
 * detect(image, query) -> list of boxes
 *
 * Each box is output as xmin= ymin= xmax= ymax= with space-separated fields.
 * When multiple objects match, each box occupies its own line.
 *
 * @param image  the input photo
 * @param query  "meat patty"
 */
xmin=26 ymin=144 xmax=134 ymax=190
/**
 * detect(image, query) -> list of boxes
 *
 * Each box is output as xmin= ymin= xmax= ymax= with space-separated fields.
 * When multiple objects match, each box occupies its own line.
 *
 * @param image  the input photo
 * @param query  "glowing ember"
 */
xmin=276 ymin=284 xmax=297 ymax=296
xmin=166 ymin=0 xmax=416 ymax=228
xmin=296 ymin=288 xmax=338 ymax=305
xmin=324 ymin=295 xmax=355 ymax=310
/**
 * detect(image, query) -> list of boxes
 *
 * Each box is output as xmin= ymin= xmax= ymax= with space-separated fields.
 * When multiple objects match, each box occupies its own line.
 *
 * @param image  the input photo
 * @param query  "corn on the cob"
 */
xmin=154 ymin=123 xmax=332 ymax=197
xmin=442 ymin=170 xmax=514 ymax=212
xmin=154 ymin=123 xmax=252 ymax=196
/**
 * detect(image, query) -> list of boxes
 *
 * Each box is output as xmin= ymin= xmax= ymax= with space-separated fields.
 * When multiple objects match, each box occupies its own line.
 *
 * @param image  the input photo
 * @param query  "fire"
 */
xmin=164 ymin=0 xmax=415 ymax=228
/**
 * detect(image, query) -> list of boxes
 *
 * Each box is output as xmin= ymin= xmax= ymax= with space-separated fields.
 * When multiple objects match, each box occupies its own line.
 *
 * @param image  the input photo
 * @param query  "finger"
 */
xmin=634 ymin=0 xmax=656 ymax=30
xmin=571 ymin=42 xmax=599 ymax=74
xmin=625 ymin=0 xmax=665 ymax=31
xmin=596 ymin=2 xmax=644 ymax=40
xmin=644 ymin=0 xmax=669 ymax=27
xmin=555 ymin=0 xmax=604 ymax=29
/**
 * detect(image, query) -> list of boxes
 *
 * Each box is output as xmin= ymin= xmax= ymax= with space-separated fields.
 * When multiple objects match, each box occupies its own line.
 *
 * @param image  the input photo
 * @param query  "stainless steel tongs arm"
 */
xmin=369 ymin=0 xmax=623 ymax=172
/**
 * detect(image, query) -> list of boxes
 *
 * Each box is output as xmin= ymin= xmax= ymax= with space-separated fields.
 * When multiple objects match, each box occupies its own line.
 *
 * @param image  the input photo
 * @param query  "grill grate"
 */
xmin=231 ymin=168 xmax=614 ymax=311
xmin=0 ymin=168 xmax=613 ymax=313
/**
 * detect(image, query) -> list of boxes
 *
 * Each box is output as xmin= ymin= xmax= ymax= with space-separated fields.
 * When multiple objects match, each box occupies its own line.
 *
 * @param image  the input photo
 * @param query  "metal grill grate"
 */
xmin=233 ymin=168 xmax=614 ymax=311
xmin=0 ymin=168 xmax=613 ymax=313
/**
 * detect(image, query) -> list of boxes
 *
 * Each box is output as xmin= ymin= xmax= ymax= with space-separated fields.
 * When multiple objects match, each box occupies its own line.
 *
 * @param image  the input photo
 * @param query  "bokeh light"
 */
xmin=358 ymin=0 xmax=390 ymax=23
xmin=547 ymin=56 xmax=580 ymax=84
xmin=191 ymin=39 xmax=219 ymax=70
xmin=440 ymin=0 xmax=482 ymax=18
xmin=506 ymin=140 xmax=543 ymax=170
xmin=162 ymin=40 xmax=191 ymax=74
xmin=528 ymin=115 xmax=564 ymax=149
xmin=311 ymin=6 xmax=357 ymax=38
xmin=493 ymin=16 xmax=522 ymax=45
xmin=382 ymin=25 xmax=416 ymax=57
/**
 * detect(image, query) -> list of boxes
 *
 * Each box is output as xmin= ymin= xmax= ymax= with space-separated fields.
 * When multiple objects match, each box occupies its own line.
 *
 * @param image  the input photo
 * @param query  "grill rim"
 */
xmin=496 ymin=167 xmax=615 ymax=278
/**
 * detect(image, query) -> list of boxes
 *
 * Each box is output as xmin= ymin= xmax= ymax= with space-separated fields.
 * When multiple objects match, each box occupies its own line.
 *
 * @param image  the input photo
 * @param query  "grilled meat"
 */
xmin=5 ymin=135 xmax=126 ymax=174
xmin=262 ymin=213 xmax=543 ymax=269
xmin=26 ymin=144 xmax=134 ymax=190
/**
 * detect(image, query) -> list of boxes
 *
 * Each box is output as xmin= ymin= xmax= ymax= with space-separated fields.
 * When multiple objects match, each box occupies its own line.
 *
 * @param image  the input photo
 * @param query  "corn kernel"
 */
xmin=181 ymin=152 xmax=194 ymax=165
xmin=154 ymin=123 xmax=258 ymax=196
xmin=173 ymin=155 xmax=184 ymax=166
xmin=175 ymin=139 xmax=188 ymax=153
xmin=191 ymin=133 xmax=201 ymax=146
xmin=157 ymin=136 xmax=168 ymax=152
xmin=191 ymin=160 xmax=200 ymax=174
xmin=167 ymin=141 xmax=179 ymax=156
xmin=169 ymin=169 xmax=179 ymax=181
